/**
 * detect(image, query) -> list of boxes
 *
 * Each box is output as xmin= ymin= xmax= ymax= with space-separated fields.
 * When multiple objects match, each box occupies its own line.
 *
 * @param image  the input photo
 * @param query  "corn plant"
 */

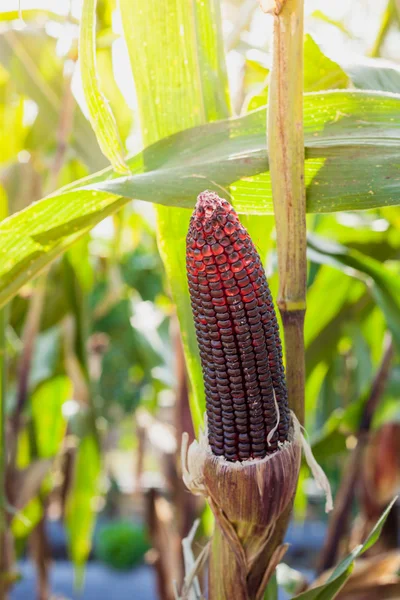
xmin=0 ymin=1 xmax=400 ymax=599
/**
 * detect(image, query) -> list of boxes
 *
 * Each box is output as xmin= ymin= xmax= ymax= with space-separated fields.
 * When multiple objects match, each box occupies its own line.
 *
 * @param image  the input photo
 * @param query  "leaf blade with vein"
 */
xmin=79 ymin=0 xmax=129 ymax=174
xmin=0 ymin=91 xmax=399 ymax=310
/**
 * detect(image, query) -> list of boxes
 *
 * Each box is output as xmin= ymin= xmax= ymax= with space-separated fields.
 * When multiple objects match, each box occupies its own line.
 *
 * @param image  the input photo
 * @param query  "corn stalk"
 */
xmin=266 ymin=0 xmax=306 ymax=425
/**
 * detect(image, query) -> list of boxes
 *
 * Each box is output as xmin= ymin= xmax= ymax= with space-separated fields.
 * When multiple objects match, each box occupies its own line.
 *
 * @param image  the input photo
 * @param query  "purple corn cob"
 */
xmin=186 ymin=191 xmax=290 ymax=462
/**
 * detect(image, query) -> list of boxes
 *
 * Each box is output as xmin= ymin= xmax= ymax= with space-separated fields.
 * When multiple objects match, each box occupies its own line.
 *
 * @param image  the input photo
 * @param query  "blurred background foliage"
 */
xmin=0 ymin=1 xmax=399 ymax=599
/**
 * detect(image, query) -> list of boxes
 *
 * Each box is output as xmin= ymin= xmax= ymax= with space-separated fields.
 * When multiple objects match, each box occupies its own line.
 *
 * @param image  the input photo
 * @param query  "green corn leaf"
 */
xmin=79 ymin=0 xmax=129 ymax=174
xmin=11 ymin=496 xmax=43 ymax=540
xmin=263 ymin=572 xmax=278 ymax=600
xmin=293 ymin=497 xmax=398 ymax=599
xmin=119 ymin=0 xmax=230 ymax=428
xmin=345 ymin=61 xmax=400 ymax=93
xmin=0 ymin=31 xmax=105 ymax=172
xmin=305 ymin=267 xmax=363 ymax=349
xmin=244 ymin=34 xmax=348 ymax=112
xmin=65 ymin=433 xmax=101 ymax=587
xmin=307 ymin=235 xmax=400 ymax=350
xmin=303 ymin=35 xmax=349 ymax=92
xmin=96 ymin=46 xmax=133 ymax=143
xmin=63 ymin=244 xmax=99 ymax=581
xmin=53 ymin=90 xmax=400 ymax=215
xmin=31 ymin=376 xmax=70 ymax=458
xmin=0 ymin=91 xmax=399 ymax=313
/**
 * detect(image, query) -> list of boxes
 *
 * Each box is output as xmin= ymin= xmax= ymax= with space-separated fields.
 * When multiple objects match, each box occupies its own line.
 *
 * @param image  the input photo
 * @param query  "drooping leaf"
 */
xmin=305 ymin=361 xmax=329 ymax=432
xmin=65 ymin=433 xmax=101 ymax=585
xmin=96 ymin=46 xmax=133 ymax=143
xmin=306 ymin=292 xmax=372 ymax=377
xmin=345 ymin=60 xmax=400 ymax=94
xmin=0 ymin=91 xmax=398 ymax=312
xmin=307 ymin=235 xmax=400 ymax=350
xmin=47 ymin=90 xmax=400 ymax=216
xmin=305 ymin=266 xmax=363 ymax=349
xmin=293 ymin=498 xmax=398 ymax=599
xmin=79 ymin=0 xmax=129 ymax=174
xmin=119 ymin=0 xmax=230 ymax=428
xmin=29 ymin=327 xmax=63 ymax=389
xmin=0 ymin=30 xmax=105 ymax=171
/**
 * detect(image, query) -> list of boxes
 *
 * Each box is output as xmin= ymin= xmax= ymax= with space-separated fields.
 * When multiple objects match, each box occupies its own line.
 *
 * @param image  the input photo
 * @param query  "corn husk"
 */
xmin=182 ymin=414 xmax=302 ymax=600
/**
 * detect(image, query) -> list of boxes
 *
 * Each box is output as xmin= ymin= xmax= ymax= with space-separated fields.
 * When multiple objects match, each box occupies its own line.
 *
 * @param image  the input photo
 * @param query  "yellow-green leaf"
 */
xmin=79 ymin=0 xmax=129 ymax=174
xmin=31 ymin=376 xmax=70 ymax=459
xmin=119 ymin=0 xmax=230 ymax=428
xmin=65 ymin=433 xmax=101 ymax=585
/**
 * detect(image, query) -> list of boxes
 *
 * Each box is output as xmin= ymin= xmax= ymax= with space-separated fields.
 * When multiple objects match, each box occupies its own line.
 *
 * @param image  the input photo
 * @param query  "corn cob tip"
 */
xmin=187 ymin=191 xmax=290 ymax=462
xmin=193 ymin=190 xmax=232 ymax=218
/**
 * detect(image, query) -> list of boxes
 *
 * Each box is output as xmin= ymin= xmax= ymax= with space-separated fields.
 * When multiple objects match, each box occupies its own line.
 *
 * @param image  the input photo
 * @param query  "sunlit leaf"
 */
xmin=59 ymin=90 xmax=400 ymax=216
xmin=79 ymin=0 xmax=129 ymax=174
xmin=96 ymin=46 xmax=132 ymax=142
xmin=119 ymin=0 xmax=230 ymax=427
xmin=303 ymin=35 xmax=349 ymax=92
xmin=0 ymin=30 xmax=105 ymax=171
xmin=0 ymin=91 xmax=398 ymax=313
xmin=245 ymin=35 xmax=348 ymax=112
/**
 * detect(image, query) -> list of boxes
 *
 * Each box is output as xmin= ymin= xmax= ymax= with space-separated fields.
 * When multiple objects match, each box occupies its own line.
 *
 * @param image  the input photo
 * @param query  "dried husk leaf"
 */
xmin=351 ymin=424 xmax=400 ymax=550
xmin=363 ymin=424 xmax=400 ymax=508
xmin=182 ymin=413 xmax=302 ymax=599
xmin=203 ymin=425 xmax=301 ymax=556
xmin=314 ymin=551 xmax=400 ymax=600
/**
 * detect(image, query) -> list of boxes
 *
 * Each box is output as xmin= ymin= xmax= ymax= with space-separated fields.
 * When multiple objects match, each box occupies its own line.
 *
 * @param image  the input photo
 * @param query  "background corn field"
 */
xmin=0 ymin=0 xmax=400 ymax=599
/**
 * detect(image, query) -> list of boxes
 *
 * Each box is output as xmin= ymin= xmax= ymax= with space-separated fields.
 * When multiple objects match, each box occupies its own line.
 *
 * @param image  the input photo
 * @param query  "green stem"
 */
xmin=267 ymin=0 xmax=306 ymax=424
